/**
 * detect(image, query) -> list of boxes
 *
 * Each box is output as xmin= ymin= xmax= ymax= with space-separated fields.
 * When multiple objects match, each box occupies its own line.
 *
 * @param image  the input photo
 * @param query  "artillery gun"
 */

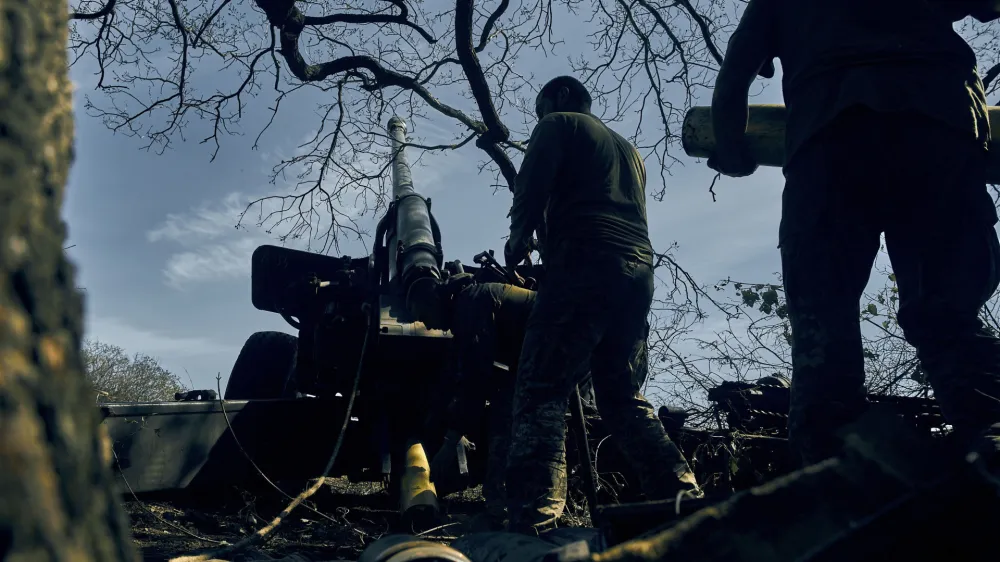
xmin=99 ymin=116 xmax=550 ymax=507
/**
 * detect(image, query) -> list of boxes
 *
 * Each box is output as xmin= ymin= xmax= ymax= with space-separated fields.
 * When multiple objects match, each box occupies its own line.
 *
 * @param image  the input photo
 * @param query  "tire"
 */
xmin=224 ymin=331 xmax=298 ymax=400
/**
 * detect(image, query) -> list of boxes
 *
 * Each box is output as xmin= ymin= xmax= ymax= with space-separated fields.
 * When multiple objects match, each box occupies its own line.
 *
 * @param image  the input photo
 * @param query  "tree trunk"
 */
xmin=0 ymin=1 xmax=137 ymax=560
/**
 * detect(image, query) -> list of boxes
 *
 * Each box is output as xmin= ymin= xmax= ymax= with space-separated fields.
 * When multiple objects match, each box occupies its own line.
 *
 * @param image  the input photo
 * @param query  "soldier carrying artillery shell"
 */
xmin=708 ymin=0 xmax=1000 ymax=484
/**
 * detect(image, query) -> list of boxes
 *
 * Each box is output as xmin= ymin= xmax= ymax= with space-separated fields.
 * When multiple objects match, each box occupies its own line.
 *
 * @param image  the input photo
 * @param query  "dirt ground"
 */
xmin=125 ymin=478 xmax=592 ymax=561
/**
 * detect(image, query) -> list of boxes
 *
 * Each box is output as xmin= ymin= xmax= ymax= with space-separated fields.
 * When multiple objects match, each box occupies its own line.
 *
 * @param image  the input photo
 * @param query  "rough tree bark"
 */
xmin=0 ymin=0 xmax=137 ymax=560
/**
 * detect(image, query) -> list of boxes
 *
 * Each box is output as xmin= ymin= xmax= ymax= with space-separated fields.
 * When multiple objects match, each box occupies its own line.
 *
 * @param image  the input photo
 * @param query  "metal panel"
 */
xmin=102 ymin=398 xmax=368 ymax=494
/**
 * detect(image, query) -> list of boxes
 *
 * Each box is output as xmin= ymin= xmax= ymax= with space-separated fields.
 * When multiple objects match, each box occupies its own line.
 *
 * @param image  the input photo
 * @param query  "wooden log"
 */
xmin=682 ymin=105 xmax=1000 ymax=182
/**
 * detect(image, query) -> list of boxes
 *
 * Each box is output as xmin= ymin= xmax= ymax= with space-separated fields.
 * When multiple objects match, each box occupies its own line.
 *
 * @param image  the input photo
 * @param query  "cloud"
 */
xmin=148 ymin=192 xmax=273 ymax=289
xmin=147 ymin=192 xmax=248 ymax=245
xmin=86 ymin=316 xmax=234 ymax=358
xmin=146 ymin=187 xmax=377 ymax=289
xmin=160 ymin=238 xmax=261 ymax=289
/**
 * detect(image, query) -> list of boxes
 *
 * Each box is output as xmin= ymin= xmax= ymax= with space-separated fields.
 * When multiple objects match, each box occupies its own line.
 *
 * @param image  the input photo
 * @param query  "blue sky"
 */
xmin=61 ymin=5 xmax=993 ymax=395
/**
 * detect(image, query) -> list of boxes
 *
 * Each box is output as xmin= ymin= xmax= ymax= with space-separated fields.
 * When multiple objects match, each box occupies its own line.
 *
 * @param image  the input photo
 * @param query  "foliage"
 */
xmin=82 ymin=339 xmax=188 ymax=403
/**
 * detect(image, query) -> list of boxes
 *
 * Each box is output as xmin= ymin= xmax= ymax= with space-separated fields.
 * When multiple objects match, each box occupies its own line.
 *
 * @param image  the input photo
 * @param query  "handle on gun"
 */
xmin=475 ymin=249 xmax=527 ymax=288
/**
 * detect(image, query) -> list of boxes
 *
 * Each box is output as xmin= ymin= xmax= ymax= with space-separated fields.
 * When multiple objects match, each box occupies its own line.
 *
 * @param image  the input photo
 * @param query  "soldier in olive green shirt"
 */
xmin=709 ymin=0 xmax=1000 ymax=483
xmin=503 ymin=76 xmax=701 ymax=535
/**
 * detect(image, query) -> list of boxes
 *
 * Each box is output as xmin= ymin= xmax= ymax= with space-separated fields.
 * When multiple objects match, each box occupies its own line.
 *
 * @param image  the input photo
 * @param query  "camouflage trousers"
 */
xmin=480 ymin=371 xmax=601 ymax=520
xmin=505 ymin=252 xmax=697 ymax=534
xmin=780 ymin=107 xmax=1000 ymax=466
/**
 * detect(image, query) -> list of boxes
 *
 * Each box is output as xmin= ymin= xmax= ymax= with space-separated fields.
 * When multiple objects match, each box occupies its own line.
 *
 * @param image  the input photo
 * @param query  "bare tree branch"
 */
xmin=673 ymin=0 xmax=724 ymax=64
xmin=71 ymin=0 xmax=117 ymax=20
xmin=456 ymin=0 xmax=517 ymax=189
xmin=300 ymin=0 xmax=438 ymax=44
xmin=477 ymin=0 xmax=511 ymax=52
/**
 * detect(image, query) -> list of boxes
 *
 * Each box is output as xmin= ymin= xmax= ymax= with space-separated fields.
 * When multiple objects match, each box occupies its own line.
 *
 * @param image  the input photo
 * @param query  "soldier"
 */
xmin=503 ymin=75 xmax=701 ymax=534
xmin=708 ymin=0 xmax=1000 ymax=478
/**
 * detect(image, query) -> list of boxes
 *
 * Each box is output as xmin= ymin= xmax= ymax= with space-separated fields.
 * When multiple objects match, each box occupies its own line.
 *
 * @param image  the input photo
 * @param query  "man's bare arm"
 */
xmin=508 ymin=116 xmax=564 ymax=261
xmin=711 ymin=0 xmax=777 ymax=149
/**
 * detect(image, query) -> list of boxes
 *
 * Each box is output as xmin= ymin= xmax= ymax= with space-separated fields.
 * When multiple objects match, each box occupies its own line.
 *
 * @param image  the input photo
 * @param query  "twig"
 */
xmin=418 ymin=535 xmax=458 ymax=541
xmin=415 ymin=521 xmax=461 ymax=536
xmin=708 ymin=172 xmax=721 ymax=202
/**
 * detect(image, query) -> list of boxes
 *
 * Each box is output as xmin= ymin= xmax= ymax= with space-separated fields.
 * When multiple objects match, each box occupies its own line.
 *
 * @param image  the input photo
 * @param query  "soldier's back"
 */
xmin=778 ymin=0 xmax=974 ymax=74
xmin=761 ymin=0 xmax=989 ymax=162
xmin=540 ymin=112 xmax=654 ymax=267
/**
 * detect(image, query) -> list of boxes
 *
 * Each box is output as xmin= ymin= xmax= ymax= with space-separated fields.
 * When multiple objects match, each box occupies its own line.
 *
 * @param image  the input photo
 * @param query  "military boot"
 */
xmin=675 ymin=469 xmax=704 ymax=500
xmin=660 ymin=443 xmax=704 ymax=500
xmin=788 ymin=397 xmax=871 ymax=467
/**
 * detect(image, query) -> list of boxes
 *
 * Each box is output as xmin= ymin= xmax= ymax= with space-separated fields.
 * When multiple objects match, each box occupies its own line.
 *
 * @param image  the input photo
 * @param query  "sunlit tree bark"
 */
xmin=0 ymin=0 xmax=137 ymax=559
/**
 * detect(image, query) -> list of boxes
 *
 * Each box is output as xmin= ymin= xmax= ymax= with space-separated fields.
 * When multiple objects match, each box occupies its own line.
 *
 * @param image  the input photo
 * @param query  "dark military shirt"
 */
xmin=728 ymin=0 xmax=996 ymax=163
xmin=508 ymin=112 xmax=654 ymax=267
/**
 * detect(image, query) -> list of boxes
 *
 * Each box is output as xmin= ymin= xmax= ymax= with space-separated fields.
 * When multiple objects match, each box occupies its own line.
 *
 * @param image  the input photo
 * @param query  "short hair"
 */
xmin=539 ymin=76 xmax=592 ymax=112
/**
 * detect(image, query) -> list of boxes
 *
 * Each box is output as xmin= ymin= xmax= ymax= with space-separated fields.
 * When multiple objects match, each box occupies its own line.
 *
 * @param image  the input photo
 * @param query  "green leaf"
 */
xmin=761 ymin=288 xmax=779 ymax=307
xmin=866 ymin=304 xmax=878 ymax=315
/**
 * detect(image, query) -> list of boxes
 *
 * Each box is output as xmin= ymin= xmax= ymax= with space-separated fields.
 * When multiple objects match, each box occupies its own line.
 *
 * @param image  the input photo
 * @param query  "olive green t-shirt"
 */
xmin=508 ymin=112 xmax=654 ymax=267
xmin=730 ymin=0 xmax=995 ymax=163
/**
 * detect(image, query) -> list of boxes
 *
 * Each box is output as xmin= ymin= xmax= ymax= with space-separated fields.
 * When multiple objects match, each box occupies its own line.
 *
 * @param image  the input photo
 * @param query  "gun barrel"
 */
xmin=386 ymin=117 xmax=441 ymax=307
xmin=682 ymin=104 xmax=1000 ymax=182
